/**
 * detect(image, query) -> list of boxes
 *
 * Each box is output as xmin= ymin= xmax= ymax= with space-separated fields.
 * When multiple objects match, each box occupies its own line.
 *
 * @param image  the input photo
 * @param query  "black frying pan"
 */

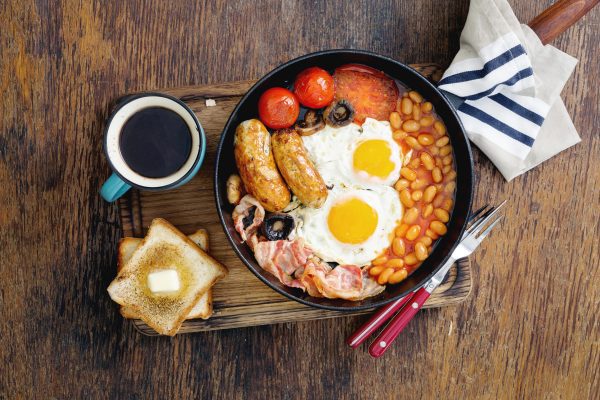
xmin=214 ymin=49 xmax=474 ymax=311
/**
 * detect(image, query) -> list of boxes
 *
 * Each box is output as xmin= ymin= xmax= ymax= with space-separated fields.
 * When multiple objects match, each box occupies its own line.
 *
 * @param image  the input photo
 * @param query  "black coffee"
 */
xmin=119 ymin=107 xmax=192 ymax=178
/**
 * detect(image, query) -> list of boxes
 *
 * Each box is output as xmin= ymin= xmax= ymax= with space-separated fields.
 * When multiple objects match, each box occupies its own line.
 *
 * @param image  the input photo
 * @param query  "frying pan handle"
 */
xmin=528 ymin=0 xmax=599 ymax=45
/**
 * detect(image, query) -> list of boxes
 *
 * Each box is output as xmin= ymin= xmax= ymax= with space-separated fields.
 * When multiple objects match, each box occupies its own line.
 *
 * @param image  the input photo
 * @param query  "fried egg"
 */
xmin=301 ymin=118 xmax=403 ymax=187
xmin=289 ymin=186 xmax=402 ymax=266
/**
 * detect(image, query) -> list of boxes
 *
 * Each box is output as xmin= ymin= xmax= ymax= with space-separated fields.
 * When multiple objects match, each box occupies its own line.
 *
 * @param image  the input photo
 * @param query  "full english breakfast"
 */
xmin=229 ymin=64 xmax=457 ymax=300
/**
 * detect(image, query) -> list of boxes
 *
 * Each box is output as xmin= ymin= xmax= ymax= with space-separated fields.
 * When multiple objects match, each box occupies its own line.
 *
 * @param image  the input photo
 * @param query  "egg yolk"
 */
xmin=327 ymin=198 xmax=378 ymax=244
xmin=353 ymin=139 xmax=395 ymax=179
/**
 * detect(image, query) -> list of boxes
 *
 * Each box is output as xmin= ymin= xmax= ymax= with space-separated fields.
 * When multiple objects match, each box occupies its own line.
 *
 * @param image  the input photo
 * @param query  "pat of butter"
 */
xmin=147 ymin=269 xmax=180 ymax=293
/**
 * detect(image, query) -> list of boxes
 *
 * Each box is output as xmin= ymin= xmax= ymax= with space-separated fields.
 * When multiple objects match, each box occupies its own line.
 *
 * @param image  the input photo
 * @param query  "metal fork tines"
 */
xmin=454 ymin=200 xmax=507 ymax=259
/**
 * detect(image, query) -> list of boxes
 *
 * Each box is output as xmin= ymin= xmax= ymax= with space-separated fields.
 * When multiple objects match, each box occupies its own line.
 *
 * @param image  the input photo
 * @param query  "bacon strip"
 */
xmin=301 ymin=262 xmax=364 ymax=299
xmin=254 ymin=239 xmax=312 ymax=289
xmin=352 ymin=270 xmax=386 ymax=301
xmin=300 ymin=260 xmax=327 ymax=297
xmin=232 ymin=195 xmax=265 ymax=243
xmin=254 ymin=238 xmax=384 ymax=300
xmin=299 ymin=260 xmax=385 ymax=300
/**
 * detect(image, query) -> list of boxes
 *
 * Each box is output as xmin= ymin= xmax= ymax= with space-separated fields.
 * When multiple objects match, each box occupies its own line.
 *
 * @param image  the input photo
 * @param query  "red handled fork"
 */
xmin=346 ymin=204 xmax=493 ymax=349
xmin=367 ymin=201 xmax=506 ymax=357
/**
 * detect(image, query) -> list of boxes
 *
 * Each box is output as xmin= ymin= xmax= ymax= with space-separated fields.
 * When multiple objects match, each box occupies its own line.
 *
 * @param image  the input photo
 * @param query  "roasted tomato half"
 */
xmin=333 ymin=64 xmax=399 ymax=124
xmin=293 ymin=67 xmax=335 ymax=109
xmin=258 ymin=87 xmax=300 ymax=129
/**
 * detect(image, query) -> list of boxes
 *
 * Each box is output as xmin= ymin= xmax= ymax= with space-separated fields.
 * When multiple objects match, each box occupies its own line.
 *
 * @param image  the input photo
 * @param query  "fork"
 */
xmin=346 ymin=204 xmax=492 ymax=349
xmin=367 ymin=201 xmax=506 ymax=357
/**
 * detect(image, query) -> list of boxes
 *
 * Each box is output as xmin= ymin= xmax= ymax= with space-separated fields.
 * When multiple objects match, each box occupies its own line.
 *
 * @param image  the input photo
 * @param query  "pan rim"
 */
xmin=214 ymin=49 xmax=474 ymax=311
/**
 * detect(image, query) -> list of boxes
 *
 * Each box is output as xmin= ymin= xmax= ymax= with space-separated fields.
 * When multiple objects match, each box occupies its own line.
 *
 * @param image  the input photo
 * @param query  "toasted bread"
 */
xmin=118 ymin=228 xmax=213 ymax=320
xmin=108 ymin=219 xmax=228 ymax=336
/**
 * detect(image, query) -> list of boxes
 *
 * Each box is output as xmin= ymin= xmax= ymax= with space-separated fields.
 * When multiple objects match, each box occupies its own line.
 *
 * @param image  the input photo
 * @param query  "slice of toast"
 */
xmin=108 ymin=218 xmax=228 ymax=336
xmin=118 ymin=229 xmax=213 ymax=320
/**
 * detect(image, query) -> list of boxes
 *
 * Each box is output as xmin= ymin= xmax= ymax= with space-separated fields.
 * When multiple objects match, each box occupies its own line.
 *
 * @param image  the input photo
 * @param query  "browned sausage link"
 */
xmin=271 ymin=129 xmax=328 ymax=208
xmin=234 ymin=119 xmax=290 ymax=212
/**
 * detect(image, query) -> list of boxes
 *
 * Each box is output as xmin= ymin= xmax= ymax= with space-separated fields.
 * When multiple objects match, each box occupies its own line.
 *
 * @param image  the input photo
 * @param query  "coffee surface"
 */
xmin=119 ymin=107 xmax=192 ymax=178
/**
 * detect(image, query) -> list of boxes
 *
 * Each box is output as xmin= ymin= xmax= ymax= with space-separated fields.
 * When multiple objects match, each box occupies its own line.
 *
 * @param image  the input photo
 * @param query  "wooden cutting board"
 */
xmin=117 ymin=63 xmax=472 ymax=335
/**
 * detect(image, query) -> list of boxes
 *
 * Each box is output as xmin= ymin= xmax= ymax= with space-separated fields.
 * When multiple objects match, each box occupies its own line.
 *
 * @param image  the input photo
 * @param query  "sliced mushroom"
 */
xmin=261 ymin=213 xmax=295 ymax=241
xmin=242 ymin=206 xmax=257 ymax=229
xmin=294 ymin=110 xmax=325 ymax=136
xmin=323 ymin=100 xmax=355 ymax=127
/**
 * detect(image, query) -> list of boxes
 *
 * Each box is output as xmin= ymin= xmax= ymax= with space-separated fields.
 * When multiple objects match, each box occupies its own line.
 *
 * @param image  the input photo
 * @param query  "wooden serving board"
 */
xmin=117 ymin=63 xmax=472 ymax=335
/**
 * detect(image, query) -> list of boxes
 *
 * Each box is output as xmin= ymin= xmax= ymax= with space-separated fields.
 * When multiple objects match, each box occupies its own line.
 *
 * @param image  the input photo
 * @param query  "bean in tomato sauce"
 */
xmin=369 ymin=90 xmax=456 ymax=285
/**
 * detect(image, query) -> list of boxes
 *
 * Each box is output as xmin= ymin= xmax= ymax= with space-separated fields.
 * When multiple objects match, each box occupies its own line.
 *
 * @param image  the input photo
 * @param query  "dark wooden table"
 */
xmin=1 ymin=1 xmax=598 ymax=398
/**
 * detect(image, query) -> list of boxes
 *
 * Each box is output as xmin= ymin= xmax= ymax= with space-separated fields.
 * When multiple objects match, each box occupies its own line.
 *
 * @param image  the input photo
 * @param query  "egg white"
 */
xmin=289 ymin=186 xmax=402 ymax=266
xmin=301 ymin=118 xmax=403 ymax=188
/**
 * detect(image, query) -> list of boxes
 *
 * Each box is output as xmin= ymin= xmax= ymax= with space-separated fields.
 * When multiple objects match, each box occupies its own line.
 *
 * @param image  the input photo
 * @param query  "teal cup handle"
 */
xmin=100 ymin=173 xmax=132 ymax=202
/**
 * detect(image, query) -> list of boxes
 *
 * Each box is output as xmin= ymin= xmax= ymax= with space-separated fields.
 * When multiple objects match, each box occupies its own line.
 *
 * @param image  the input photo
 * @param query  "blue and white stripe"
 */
xmin=439 ymin=33 xmax=549 ymax=159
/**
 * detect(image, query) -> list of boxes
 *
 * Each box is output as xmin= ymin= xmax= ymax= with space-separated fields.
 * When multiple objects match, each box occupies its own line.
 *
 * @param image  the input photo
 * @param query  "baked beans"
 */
xmin=369 ymin=89 xmax=456 ymax=285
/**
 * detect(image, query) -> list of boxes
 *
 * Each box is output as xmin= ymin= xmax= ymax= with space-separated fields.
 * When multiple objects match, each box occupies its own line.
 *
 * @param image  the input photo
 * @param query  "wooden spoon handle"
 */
xmin=529 ymin=0 xmax=599 ymax=44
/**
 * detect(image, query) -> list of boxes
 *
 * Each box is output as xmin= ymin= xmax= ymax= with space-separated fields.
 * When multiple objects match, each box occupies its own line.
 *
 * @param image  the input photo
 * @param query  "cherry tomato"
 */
xmin=258 ymin=87 xmax=300 ymax=129
xmin=293 ymin=67 xmax=335 ymax=109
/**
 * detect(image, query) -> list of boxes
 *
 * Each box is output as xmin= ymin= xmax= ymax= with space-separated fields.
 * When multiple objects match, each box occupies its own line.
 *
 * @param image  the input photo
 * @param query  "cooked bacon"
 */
xmin=300 ymin=260 xmax=327 ymax=297
xmin=352 ymin=270 xmax=386 ymax=301
xmin=252 ymin=239 xmax=385 ymax=300
xmin=290 ymin=239 xmax=310 ymax=270
xmin=300 ymin=262 xmax=361 ymax=299
xmin=246 ymin=233 xmax=261 ymax=251
xmin=254 ymin=238 xmax=312 ymax=288
xmin=233 ymin=195 xmax=265 ymax=242
xmin=300 ymin=262 xmax=385 ymax=300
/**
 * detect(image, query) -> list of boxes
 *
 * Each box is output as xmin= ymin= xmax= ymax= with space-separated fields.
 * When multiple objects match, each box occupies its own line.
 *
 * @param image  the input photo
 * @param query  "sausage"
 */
xmin=271 ymin=129 xmax=328 ymax=208
xmin=234 ymin=119 xmax=290 ymax=212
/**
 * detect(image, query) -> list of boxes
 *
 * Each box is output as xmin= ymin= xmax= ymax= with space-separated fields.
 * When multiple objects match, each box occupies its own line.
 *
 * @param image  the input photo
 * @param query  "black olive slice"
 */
xmin=261 ymin=213 xmax=295 ymax=241
xmin=323 ymin=100 xmax=355 ymax=127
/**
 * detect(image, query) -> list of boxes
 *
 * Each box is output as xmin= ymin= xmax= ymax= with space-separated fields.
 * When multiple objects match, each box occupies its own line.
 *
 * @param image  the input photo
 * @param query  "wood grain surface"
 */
xmin=117 ymin=73 xmax=471 ymax=334
xmin=1 ymin=1 xmax=598 ymax=399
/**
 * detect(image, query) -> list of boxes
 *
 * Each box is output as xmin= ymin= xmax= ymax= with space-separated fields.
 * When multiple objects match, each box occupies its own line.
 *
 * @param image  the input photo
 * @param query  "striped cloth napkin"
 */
xmin=438 ymin=0 xmax=580 ymax=181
